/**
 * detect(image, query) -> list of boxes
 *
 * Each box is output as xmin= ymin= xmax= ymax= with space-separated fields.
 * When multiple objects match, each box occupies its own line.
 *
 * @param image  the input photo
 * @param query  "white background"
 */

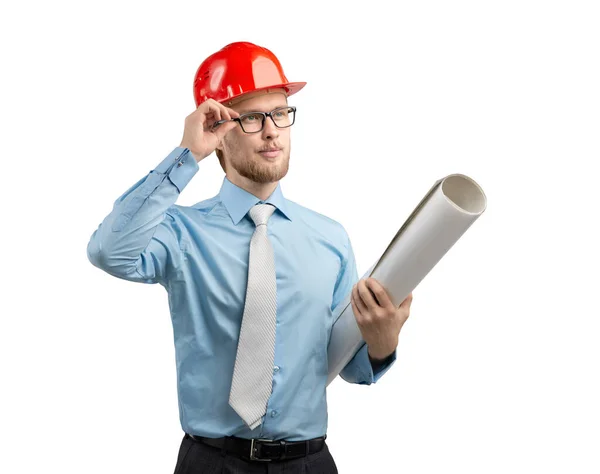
xmin=1 ymin=0 xmax=599 ymax=473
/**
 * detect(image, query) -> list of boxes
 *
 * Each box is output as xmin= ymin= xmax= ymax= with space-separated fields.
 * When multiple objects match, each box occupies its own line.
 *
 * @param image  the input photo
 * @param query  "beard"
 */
xmin=230 ymin=149 xmax=290 ymax=184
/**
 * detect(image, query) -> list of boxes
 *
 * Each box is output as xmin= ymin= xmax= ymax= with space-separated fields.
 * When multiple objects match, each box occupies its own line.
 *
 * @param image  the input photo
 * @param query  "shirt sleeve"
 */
xmin=330 ymin=226 xmax=359 ymax=314
xmin=333 ymin=228 xmax=398 ymax=385
xmin=87 ymin=147 xmax=198 ymax=285
xmin=339 ymin=343 xmax=397 ymax=385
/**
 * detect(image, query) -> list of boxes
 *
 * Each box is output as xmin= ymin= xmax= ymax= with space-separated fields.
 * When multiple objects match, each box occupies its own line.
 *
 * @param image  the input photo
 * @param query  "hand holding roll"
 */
xmin=351 ymin=277 xmax=413 ymax=361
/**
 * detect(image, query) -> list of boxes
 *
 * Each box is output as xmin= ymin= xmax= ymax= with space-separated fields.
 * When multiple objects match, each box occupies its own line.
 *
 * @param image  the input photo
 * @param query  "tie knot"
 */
xmin=248 ymin=203 xmax=276 ymax=227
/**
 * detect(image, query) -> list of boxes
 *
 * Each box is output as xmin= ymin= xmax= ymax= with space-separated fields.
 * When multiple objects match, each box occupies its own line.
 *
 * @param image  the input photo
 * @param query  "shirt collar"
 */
xmin=218 ymin=176 xmax=293 ymax=225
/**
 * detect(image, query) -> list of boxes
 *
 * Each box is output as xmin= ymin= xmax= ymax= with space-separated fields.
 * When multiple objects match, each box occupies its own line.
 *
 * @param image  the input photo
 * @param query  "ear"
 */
xmin=215 ymin=135 xmax=227 ymax=153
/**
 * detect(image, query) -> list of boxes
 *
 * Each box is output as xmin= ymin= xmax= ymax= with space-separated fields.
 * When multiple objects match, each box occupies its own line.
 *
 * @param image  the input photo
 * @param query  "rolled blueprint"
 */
xmin=326 ymin=174 xmax=487 ymax=386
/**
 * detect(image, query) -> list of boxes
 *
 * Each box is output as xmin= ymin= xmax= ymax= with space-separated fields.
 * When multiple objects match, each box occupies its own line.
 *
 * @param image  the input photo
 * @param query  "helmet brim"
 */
xmin=220 ymin=81 xmax=307 ymax=106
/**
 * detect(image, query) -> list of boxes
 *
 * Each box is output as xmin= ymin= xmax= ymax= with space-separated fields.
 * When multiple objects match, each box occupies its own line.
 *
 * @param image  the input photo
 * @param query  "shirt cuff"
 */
xmin=153 ymin=147 xmax=199 ymax=193
xmin=369 ymin=348 xmax=397 ymax=381
xmin=339 ymin=342 xmax=397 ymax=385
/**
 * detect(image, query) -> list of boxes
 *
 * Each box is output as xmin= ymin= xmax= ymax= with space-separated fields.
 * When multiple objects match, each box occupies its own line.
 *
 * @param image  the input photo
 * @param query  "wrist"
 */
xmin=368 ymin=346 xmax=395 ymax=363
xmin=179 ymin=143 xmax=205 ymax=163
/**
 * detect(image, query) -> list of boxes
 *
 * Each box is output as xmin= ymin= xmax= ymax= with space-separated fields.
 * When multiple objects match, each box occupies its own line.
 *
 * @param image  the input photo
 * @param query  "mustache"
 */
xmin=257 ymin=143 xmax=284 ymax=152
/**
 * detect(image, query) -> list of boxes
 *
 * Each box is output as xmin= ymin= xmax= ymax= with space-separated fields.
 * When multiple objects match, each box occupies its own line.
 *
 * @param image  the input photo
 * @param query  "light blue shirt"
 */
xmin=87 ymin=147 xmax=396 ymax=441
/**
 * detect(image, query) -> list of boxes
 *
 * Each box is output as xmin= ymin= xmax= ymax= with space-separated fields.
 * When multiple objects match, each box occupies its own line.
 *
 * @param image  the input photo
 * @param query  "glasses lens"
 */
xmin=272 ymin=107 xmax=295 ymax=128
xmin=239 ymin=113 xmax=265 ymax=133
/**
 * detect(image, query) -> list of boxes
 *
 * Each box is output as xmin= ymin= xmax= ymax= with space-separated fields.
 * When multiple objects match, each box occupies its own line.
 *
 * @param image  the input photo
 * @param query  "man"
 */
xmin=87 ymin=42 xmax=413 ymax=473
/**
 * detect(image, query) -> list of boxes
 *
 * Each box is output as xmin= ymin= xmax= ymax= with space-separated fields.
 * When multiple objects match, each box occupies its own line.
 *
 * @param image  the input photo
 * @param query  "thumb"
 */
xmin=213 ymin=121 xmax=238 ymax=142
xmin=399 ymin=292 xmax=413 ymax=309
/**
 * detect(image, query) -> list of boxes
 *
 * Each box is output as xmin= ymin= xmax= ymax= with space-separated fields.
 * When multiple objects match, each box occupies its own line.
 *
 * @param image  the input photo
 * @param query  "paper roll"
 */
xmin=327 ymin=174 xmax=487 ymax=386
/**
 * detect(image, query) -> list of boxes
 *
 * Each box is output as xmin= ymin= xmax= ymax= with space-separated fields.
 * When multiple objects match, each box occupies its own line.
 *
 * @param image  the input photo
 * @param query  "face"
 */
xmin=217 ymin=90 xmax=291 ymax=184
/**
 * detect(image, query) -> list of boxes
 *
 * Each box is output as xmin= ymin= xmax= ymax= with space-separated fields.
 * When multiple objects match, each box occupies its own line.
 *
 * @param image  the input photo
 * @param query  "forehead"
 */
xmin=232 ymin=91 xmax=288 ymax=113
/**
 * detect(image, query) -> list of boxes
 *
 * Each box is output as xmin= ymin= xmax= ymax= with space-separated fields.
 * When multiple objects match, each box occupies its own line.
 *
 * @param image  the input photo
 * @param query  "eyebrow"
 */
xmin=236 ymin=105 xmax=289 ymax=115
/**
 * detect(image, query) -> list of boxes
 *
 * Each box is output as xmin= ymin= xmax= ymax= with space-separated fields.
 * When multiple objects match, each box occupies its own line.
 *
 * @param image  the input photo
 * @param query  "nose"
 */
xmin=261 ymin=115 xmax=280 ymax=140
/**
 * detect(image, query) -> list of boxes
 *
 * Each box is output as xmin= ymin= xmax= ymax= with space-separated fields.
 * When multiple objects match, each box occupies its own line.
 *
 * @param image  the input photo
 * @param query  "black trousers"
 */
xmin=173 ymin=433 xmax=339 ymax=474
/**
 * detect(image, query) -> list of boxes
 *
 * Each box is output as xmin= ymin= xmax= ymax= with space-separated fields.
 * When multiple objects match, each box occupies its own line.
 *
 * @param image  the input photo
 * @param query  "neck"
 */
xmin=226 ymin=172 xmax=279 ymax=201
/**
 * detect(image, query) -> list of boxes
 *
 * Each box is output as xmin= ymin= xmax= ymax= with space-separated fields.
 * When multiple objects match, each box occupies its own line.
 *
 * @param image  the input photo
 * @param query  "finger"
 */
xmin=351 ymin=288 xmax=365 ymax=320
xmin=214 ymin=102 xmax=240 ymax=122
xmin=220 ymin=105 xmax=240 ymax=121
xmin=357 ymin=279 xmax=379 ymax=311
xmin=196 ymin=99 xmax=222 ymax=123
xmin=205 ymin=101 xmax=223 ymax=122
xmin=399 ymin=292 xmax=413 ymax=309
xmin=216 ymin=104 xmax=231 ymax=121
xmin=212 ymin=120 xmax=238 ymax=141
xmin=353 ymin=284 xmax=369 ymax=315
xmin=226 ymin=106 xmax=240 ymax=118
xmin=366 ymin=278 xmax=393 ymax=309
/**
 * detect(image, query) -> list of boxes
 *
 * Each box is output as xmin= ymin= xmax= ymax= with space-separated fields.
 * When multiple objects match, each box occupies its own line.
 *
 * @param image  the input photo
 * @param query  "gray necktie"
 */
xmin=229 ymin=203 xmax=277 ymax=429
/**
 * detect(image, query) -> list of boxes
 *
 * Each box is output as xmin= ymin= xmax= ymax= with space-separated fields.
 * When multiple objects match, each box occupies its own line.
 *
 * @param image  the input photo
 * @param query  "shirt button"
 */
xmin=177 ymin=161 xmax=183 ymax=167
xmin=273 ymin=366 xmax=280 ymax=373
xmin=270 ymin=410 xmax=278 ymax=418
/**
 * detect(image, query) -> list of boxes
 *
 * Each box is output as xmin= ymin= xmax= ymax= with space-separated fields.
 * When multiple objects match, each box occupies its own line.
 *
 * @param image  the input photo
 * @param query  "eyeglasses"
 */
xmin=211 ymin=106 xmax=296 ymax=134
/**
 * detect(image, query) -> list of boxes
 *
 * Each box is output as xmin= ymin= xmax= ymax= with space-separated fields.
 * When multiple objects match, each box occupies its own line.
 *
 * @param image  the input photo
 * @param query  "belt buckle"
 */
xmin=250 ymin=438 xmax=275 ymax=462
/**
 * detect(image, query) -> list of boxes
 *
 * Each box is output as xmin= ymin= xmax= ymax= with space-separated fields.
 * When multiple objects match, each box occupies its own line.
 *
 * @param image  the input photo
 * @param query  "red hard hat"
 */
xmin=193 ymin=42 xmax=306 ymax=107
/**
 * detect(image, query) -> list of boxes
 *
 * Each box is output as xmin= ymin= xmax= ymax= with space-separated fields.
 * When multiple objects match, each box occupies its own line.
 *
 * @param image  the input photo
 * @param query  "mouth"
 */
xmin=258 ymin=148 xmax=282 ymax=159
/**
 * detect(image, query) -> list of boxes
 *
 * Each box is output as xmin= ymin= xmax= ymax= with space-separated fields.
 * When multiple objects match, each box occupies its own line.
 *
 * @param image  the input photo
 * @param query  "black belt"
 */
xmin=186 ymin=433 xmax=326 ymax=462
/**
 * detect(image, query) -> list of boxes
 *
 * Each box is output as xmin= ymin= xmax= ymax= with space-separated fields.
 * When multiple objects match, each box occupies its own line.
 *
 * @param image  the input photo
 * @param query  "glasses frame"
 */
xmin=211 ymin=106 xmax=297 ymax=134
